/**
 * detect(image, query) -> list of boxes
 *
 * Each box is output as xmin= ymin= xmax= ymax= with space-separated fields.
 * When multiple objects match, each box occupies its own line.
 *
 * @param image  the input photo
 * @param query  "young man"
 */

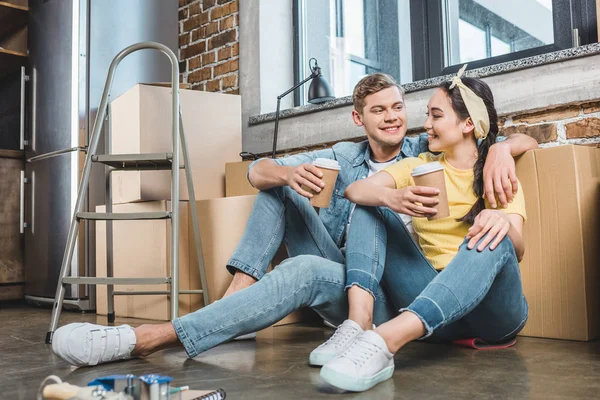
xmin=51 ymin=73 xmax=537 ymax=367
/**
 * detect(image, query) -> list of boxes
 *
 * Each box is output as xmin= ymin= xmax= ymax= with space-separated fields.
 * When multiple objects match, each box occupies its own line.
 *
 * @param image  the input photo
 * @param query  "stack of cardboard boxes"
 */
xmin=96 ymin=83 xmax=242 ymax=319
xmin=96 ymin=84 xmax=307 ymax=326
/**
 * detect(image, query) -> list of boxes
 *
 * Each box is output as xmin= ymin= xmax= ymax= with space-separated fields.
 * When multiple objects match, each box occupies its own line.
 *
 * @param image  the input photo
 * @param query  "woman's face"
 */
xmin=424 ymin=88 xmax=473 ymax=152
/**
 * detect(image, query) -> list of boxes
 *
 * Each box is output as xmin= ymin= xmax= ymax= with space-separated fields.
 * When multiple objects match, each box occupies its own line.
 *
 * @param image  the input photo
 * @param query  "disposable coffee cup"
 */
xmin=303 ymin=158 xmax=341 ymax=208
xmin=411 ymin=161 xmax=450 ymax=220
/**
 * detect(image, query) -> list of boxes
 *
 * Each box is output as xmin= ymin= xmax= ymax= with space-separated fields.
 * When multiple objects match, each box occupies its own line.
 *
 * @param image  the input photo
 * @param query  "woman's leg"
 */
xmin=376 ymin=235 xmax=528 ymax=352
xmin=344 ymin=206 xmax=437 ymax=330
xmin=321 ymin=217 xmax=527 ymax=392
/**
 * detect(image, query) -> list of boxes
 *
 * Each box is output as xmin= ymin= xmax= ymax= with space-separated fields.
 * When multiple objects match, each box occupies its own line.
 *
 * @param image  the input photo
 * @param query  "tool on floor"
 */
xmin=44 ymin=42 xmax=210 ymax=344
xmin=38 ymin=375 xmax=132 ymax=400
xmin=39 ymin=375 xmax=225 ymax=400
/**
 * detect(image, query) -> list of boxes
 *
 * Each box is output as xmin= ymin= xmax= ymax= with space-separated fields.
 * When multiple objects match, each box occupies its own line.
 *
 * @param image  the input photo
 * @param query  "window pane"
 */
xmin=299 ymin=0 xmax=412 ymax=100
xmin=458 ymin=19 xmax=487 ymax=62
xmin=343 ymin=0 xmax=365 ymax=58
xmin=349 ymin=61 xmax=367 ymax=90
xmin=446 ymin=0 xmax=554 ymax=66
xmin=491 ymin=36 xmax=511 ymax=57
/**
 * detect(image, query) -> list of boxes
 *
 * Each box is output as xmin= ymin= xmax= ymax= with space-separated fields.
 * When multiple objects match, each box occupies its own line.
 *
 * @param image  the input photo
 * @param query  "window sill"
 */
xmin=249 ymin=42 xmax=600 ymax=126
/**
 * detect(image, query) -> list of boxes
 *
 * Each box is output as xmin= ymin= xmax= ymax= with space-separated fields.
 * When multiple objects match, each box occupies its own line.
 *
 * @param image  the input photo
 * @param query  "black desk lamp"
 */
xmin=272 ymin=58 xmax=334 ymax=158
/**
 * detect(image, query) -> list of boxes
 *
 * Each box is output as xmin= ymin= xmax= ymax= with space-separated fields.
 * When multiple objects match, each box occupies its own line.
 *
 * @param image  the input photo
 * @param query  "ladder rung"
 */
xmin=62 ymin=277 xmax=170 ymax=285
xmin=92 ymin=153 xmax=181 ymax=170
xmin=113 ymin=290 xmax=204 ymax=296
xmin=76 ymin=212 xmax=172 ymax=221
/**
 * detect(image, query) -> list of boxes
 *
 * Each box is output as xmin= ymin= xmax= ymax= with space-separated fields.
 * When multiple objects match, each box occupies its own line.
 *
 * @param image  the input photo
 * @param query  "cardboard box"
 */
xmin=516 ymin=145 xmax=599 ymax=341
xmin=190 ymin=195 xmax=309 ymax=326
xmin=109 ymin=84 xmax=242 ymax=204
xmin=95 ymin=201 xmax=192 ymax=320
xmin=96 ymin=196 xmax=308 ymax=325
xmin=225 ymin=161 xmax=259 ymax=197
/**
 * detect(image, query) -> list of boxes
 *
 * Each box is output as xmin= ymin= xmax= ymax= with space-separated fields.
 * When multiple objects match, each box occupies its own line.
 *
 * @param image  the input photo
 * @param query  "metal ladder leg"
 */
xmin=46 ymin=91 xmax=109 ymax=344
xmin=169 ymin=67 xmax=181 ymax=323
xmin=105 ymin=104 xmax=115 ymax=324
xmin=180 ymin=110 xmax=210 ymax=307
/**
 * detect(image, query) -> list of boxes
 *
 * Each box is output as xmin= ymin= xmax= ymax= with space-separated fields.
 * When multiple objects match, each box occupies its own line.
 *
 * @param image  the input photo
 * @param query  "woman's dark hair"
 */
xmin=439 ymin=77 xmax=498 ymax=225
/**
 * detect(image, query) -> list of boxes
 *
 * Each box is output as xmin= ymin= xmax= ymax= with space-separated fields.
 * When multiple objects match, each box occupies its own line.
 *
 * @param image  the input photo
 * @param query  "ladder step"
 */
xmin=62 ymin=277 xmax=170 ymax=285
xmin=76 ymin=211 xmax=172 ymax=221
xmin=92 ymin=153 xmax=182 ymax=170
xmin=113 ymin=290 xmax=204 ymax=295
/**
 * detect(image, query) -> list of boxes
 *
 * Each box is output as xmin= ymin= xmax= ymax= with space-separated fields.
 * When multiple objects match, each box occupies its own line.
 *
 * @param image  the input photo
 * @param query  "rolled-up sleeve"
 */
xmin=247 ymin=148 xmax=336 ymax=184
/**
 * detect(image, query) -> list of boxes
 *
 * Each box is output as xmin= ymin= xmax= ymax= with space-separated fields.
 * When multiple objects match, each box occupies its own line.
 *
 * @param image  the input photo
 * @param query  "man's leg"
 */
xmin=52 ymin=255 xmax=395 ymax=366
xmin=224 ymin=186 xmax=343 ymax=297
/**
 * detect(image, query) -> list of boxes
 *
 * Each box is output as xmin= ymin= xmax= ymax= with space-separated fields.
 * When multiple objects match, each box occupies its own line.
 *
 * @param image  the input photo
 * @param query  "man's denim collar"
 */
xmin=353 ymin=138 xmax=412 ymax=167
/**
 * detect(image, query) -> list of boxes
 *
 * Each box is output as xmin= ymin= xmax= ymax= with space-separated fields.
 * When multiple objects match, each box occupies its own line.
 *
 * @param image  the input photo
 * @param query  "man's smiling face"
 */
xmin=352 ymin=86 xmax=408 ymax=150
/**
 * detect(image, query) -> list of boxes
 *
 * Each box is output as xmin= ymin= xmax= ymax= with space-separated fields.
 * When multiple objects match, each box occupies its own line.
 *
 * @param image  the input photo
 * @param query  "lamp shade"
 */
xmin=308 ymin=74 xmax=335 ymax=104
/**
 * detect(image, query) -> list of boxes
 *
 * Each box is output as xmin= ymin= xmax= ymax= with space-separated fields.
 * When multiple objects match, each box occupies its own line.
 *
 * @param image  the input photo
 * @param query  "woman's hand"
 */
xmin=483 ymin=142 xmax=518 ymax=209
xmin=465 ymin=209 xmax=512 ymax=251
xmin=384 ymin=186 xmax=440 ymax=217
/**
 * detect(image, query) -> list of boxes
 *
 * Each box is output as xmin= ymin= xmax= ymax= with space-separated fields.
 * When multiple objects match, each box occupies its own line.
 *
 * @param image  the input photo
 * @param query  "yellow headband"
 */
xmin=449 ymin=64 xmax=490 ymax=140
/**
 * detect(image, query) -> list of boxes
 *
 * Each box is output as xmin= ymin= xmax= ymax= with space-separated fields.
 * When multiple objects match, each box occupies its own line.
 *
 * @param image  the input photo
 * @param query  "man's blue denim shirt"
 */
xmin=247 ymin=134 xmax=430 ymax=247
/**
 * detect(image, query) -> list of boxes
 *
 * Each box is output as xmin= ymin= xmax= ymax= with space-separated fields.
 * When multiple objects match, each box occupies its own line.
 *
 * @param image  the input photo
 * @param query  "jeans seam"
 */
xmin=172 ymin=319 xmax=198 ymax=358
xmin=257 ymin=205 xmax=286 ymax=270
xmin=499 ymin=313 xmax=528 ymax=341
xmin=415 ymin=295 xmax=446 ymax=321
xmin=370 ymin=215 xmax=381 ymax=296
xmin=227 ymin=259 xmax=264 ymax=281
xmin=286 ymin=196 xmax=331 ymax=259
xmin=190 ymin=277 xmax=345 ymax=346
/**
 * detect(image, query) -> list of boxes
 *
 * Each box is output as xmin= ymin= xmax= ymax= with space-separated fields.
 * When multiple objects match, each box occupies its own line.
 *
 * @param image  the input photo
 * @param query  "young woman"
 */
xmin=314 ymin=67 xmax=528 ymax=392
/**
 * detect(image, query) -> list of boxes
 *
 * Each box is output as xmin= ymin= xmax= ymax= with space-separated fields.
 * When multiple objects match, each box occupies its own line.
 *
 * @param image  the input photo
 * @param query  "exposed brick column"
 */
xmin=178 ymin=0 xmax=239 ymax=94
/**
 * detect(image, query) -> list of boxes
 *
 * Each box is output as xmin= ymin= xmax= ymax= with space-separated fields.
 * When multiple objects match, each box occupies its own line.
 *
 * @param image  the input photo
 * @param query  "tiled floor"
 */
xmin=1 ymin=302 xmax=599 ymax=399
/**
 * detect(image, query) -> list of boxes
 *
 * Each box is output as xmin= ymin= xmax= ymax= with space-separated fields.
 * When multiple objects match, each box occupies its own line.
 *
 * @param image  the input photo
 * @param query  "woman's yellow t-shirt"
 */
xmin=383 ymin=152 xmax=527 ymax=270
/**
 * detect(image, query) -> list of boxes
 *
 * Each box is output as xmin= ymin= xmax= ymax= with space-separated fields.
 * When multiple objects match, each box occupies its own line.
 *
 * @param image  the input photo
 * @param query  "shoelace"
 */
xmin=341 ymin=336 xmax=380 ymax=367
xmin=324 ymin=324 xmax=359 ymax=349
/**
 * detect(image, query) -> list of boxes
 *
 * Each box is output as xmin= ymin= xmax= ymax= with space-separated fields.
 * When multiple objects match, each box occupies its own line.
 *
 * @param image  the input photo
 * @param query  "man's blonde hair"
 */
xmin=352 ymin=73 xmax=404 ymax=114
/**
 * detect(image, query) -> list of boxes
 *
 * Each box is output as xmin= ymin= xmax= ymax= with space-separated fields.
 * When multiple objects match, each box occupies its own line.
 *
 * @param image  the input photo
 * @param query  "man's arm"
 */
xmin=248 ymin=148 xmax=334 ymax=198
xmin=484 ymin=133 xmax=538 ymax=208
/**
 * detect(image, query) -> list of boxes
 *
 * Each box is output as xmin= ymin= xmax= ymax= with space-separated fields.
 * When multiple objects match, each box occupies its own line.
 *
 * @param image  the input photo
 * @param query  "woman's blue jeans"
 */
xmin=345 ymin=205 xmax=529 ymax=342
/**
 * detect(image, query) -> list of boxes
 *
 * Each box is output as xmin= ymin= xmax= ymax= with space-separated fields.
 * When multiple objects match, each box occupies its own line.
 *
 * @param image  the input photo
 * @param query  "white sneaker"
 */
xmin=309 ymin=319 xmax=363 ymax=366
xmin=51 ymin=323 xmax=136 ymax=367
xmin=320 ymin=330 xmax=395 ymax=392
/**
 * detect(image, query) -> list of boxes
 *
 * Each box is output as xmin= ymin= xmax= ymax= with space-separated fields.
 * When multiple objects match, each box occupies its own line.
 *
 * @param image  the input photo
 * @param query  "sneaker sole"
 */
xmin=320 ymin=364 xmax=394 ymax=392
xmin=309 ymin=352 xmax=336 ymax=367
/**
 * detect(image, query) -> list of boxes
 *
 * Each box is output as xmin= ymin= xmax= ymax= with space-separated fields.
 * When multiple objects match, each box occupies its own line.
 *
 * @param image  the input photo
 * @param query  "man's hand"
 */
xmin=285 ymin=163 xmax=325 ymax=198
xmin=383 ymin=186 xmax=440 ymax=217
xmin=483 ymin=142 xmax=518 ymax=209
xmin=466 ymin=209 xmax=511 ymax=251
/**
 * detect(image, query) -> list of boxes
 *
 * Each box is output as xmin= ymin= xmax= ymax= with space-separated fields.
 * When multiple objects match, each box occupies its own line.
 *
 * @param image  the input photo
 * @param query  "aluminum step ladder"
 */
xmin=45 ymin=42 xmax=209 ymax=344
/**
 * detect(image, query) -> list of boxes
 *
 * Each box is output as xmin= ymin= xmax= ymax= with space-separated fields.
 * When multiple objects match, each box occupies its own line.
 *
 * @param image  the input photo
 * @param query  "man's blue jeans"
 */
xmin=226 ymin=186 xmax=344 ymax=279
xmin=345 ymin=205 xmax=529 ymax=342
xmin=173 ymin=187 xmax=397 ymax=357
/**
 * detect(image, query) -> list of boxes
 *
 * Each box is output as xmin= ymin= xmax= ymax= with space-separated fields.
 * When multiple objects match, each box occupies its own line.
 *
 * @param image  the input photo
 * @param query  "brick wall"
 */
xmin=178 ymin=0 xmax=239 ymax=94
xmin=265 ymin=100 xmax=600 ymax=158
xmin=499 ymin=101 xmax=600 ymax=147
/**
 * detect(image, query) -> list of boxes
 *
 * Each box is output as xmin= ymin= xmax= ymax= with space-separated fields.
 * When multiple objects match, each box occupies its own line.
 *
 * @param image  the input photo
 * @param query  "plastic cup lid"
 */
xmin=411 ymin=161 xmax=444 ymax=177
xmin=313 ymin=158 xmax=341 ymax=170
